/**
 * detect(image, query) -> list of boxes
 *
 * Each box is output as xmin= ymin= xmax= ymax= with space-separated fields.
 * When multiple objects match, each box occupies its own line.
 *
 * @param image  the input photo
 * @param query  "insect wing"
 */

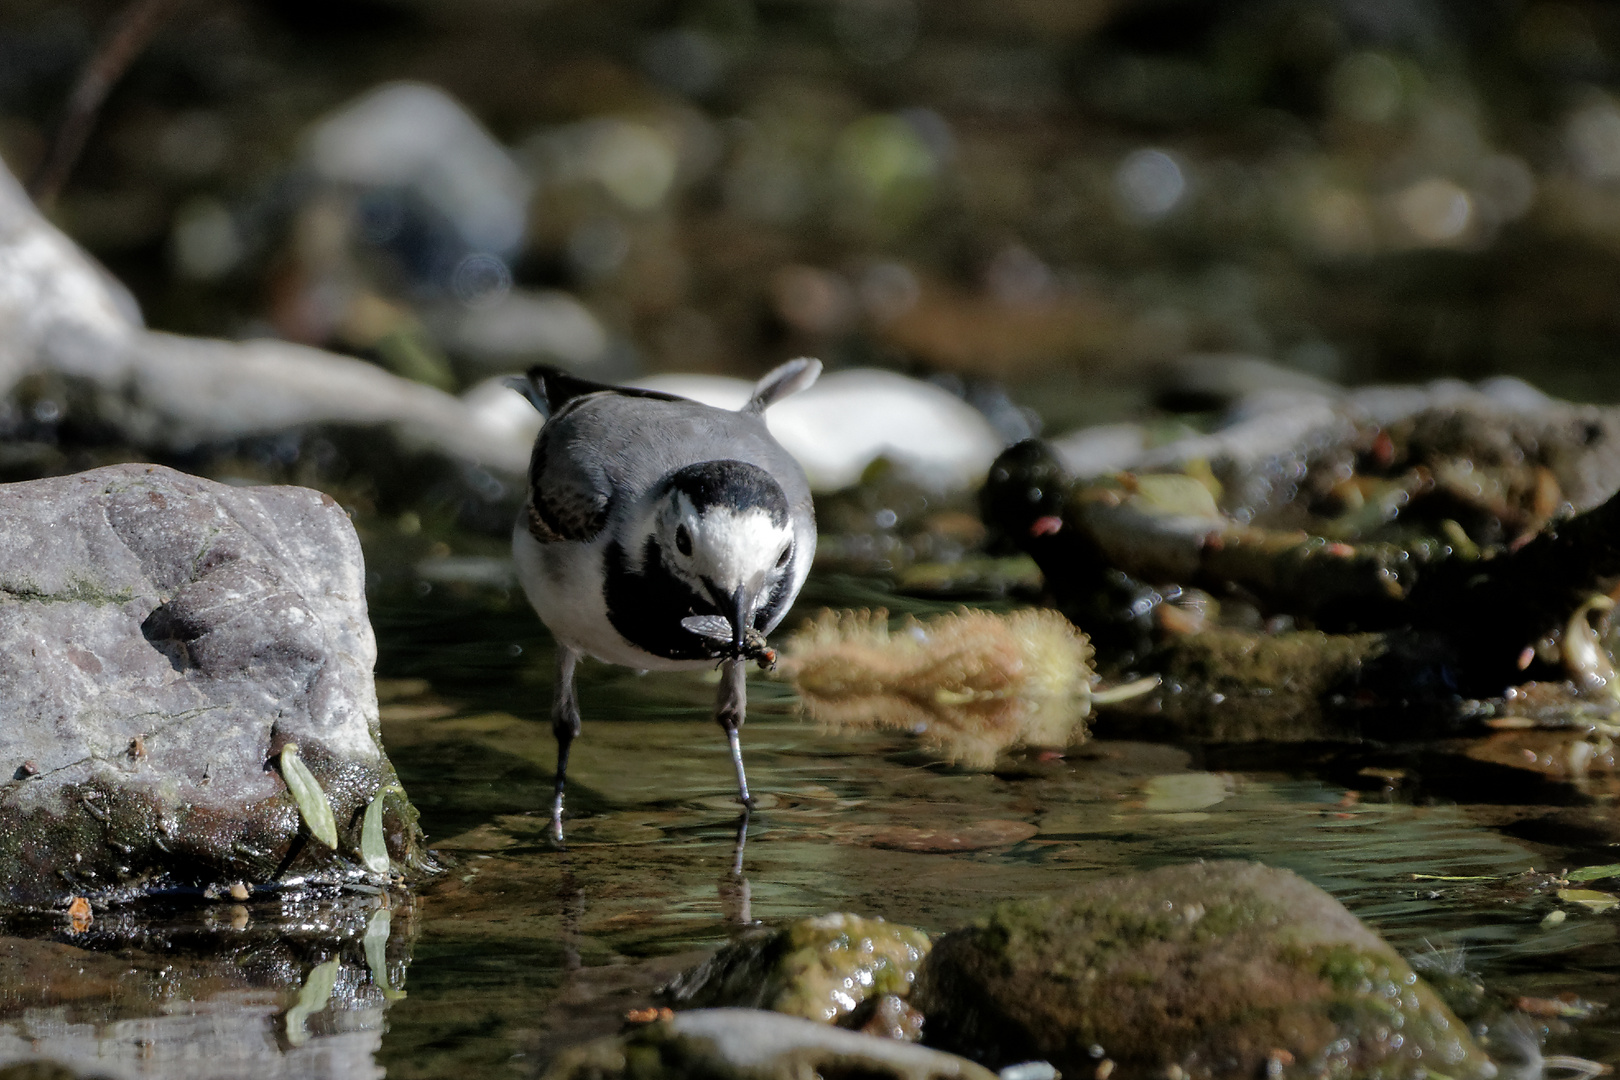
xmin=681 ymin=614 xmax=732 ymax=641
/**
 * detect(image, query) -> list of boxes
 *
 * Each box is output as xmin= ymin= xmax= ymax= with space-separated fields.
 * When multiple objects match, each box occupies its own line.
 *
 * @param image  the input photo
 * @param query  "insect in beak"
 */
xmin=682 ymin=614 xmax=776 ymax=669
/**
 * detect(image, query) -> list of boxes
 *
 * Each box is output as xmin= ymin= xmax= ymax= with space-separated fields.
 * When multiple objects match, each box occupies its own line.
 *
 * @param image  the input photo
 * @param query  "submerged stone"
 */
xmin=1099 ymin=627 xmax=1388 ymax=742
xmin=542 ymin=1008 xmax=997 ymax=1080
xmin=0 ymin=464 xmax=426 ymax=908
xmin=663 ymin=913 xmax=931 ymax=1028
xmin=910 ymin=860 xmax=1496 ymax=1080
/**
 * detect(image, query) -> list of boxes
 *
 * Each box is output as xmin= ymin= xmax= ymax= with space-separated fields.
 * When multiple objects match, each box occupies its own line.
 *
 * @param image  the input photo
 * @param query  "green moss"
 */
xmin=664 ymin=913 xmax=931 ymax=1024
xmin=1163 ymin=628 xmax=1384 ymax=697
xmin=0 ymin=750 xmax=428 ymax=908
xmin=1294 ymin=944 xmax=1490 ymax=1080
xmin=1115 ymin=628 xmax=1388 ymax=741
xmin=978 ymin=891 xmax=1276 ymax=977
xmin=0 ymin=577 xmax=136 ymax=606
xmin=912 ymin=862 xmax=1495 ymax=1080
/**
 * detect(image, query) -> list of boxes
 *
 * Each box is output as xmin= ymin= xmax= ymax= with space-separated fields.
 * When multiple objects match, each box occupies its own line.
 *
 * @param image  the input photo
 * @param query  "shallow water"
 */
xmin=4 ymin=578 xmax=1620 ymax=1078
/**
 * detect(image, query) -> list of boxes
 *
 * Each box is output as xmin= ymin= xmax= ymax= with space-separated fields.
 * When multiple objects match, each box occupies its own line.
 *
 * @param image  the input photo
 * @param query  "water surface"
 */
xmin=4 ymin=579 xmax=1618 ymax=1078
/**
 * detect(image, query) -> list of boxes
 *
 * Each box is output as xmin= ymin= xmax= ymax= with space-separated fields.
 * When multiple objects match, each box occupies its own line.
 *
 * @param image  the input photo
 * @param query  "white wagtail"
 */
xmin=505 ymin=358 xmax=821 ymax=832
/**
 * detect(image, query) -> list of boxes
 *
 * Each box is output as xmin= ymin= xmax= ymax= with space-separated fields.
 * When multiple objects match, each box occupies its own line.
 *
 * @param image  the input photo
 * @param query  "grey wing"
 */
xmin=526 ymin=419 xmax=614 ymax=543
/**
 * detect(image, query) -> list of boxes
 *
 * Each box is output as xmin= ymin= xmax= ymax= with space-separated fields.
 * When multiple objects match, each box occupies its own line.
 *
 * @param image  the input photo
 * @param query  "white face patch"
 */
xmin=683 ymin=504 xmax=792 ymax=594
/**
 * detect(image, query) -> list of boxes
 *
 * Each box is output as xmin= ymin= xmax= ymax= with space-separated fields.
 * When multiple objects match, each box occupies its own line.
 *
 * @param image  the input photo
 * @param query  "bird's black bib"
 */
xmin=602 ymin=537 xmax=721 ymax=661
xmin=602 ymin=536 xmax=794 ymax=662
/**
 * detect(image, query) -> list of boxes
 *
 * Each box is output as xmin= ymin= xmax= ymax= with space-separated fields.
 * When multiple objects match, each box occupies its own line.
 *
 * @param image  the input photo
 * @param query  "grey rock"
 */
xmin=910 ymin=860 xmax=1496 ymax=1080
xmin=1048 ymin=422 xmax=1151 ymax=480
xmin=542 ymin=1008 xmax=998 ymax=1080
xmin=444 ymin=289 xmax=610 ymax=371
xmin=0 ymin=158 xmax=530 ymax=480
xmin=0 ymin=463 xmax=424 ymax=908
xmin=633 ymin=369 xmax=1006 ymax=493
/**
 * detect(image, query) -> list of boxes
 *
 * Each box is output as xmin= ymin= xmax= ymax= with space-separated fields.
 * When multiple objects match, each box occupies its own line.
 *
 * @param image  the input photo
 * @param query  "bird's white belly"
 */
xmin=512 ymin=523 xmax=711 ymax=671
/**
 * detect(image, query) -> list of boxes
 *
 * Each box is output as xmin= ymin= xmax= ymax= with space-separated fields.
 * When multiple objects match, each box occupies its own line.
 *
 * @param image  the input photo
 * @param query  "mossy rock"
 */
xmin=911 ymin=860 xmax=1495 ymax=1080
xmin=663 ymin=913 xmax=931 ymax=1025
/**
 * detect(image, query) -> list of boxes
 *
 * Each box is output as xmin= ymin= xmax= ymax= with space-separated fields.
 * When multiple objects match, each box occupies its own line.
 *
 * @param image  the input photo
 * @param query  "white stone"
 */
xmin=305 ymin=81 xmax=530 ymax=255
xmin=632 ymin=368 xmax=1005 ymax=492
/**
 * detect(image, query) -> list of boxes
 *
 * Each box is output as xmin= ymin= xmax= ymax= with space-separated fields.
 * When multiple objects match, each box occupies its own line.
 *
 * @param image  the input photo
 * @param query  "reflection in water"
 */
xmin=0 ymin=890 xmax=413 ymax=1079
xmin=720 ymin=811 xmax=756 ymax=926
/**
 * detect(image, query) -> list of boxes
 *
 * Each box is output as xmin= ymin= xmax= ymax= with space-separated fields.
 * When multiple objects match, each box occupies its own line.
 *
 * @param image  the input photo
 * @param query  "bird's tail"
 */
xmin=743 ymin=357 xmax=821 ymax=415
xmin=502 ymin=370 xmax=552 ymax=418
xmin=503 ymin=366 xmax=684 ymax=420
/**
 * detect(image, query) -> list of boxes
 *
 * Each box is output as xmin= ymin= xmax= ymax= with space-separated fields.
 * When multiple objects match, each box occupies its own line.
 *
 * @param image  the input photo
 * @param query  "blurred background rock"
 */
xmin=4 ymin=0 xmax=1620 ymax=491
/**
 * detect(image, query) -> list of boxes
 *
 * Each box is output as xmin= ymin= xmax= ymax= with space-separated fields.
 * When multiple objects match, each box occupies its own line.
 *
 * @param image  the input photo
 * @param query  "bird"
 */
xmin=505 ymin=358 xmax=821 ymax=835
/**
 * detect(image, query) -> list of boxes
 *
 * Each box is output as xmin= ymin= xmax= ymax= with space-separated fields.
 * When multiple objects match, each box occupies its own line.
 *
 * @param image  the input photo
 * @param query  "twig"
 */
xmin=29 ymin=0 xmax=186 ymax=208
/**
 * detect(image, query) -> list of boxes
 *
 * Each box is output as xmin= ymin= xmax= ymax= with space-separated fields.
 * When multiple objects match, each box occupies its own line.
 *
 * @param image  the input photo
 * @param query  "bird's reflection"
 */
xmin=718 ymin=809 xmax=755 ymax=926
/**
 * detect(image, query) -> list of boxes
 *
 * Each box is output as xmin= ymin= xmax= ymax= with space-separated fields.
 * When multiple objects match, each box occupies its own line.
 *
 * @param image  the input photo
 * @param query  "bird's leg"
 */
xmin=551 ymin=644 xmax=582 ymax=840
xmin=714 ymin=658 xmax=755 ymax=808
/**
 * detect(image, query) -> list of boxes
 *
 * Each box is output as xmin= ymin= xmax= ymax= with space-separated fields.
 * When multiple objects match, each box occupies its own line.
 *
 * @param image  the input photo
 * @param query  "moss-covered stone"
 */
xmin=663 ymin=913 xmax=931 ymax=1027
xmin=910 ymin=860 xmax=1495 ymax=1080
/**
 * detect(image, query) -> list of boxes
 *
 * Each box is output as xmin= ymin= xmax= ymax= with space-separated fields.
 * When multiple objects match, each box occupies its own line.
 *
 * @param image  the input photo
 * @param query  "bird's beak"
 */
xmin=703 ymin=577 xmax=763 ymax=659
xmin=723 ymin=584 xmax=753 ymax=656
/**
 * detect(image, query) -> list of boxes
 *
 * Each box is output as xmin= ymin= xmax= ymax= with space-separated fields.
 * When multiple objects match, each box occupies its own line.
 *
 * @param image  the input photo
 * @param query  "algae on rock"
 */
xmin=663 ymin=913 xmax=931 ymax=1028
xmin=910 ymin=860 xmax=1495 ymax=1080
xmin=985 ymin=390 xmax=1620 ymax=716
xmin=1101 ymin=627 xmax=1389 ymax=742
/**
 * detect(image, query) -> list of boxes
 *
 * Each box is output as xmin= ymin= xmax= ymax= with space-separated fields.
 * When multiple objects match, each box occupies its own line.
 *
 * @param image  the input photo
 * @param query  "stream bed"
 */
xmin=1 ymin=574 xmax=1617 ymax=1078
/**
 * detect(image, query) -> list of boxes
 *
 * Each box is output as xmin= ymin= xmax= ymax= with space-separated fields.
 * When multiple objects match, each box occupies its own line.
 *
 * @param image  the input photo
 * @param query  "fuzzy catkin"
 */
xmin=779 ymin=607 xmax=1096 ymax=768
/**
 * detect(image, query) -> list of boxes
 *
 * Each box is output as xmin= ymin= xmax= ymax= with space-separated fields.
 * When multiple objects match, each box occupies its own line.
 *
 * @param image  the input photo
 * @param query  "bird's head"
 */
xmin=648 ymin=460 xmax=799 ymax=657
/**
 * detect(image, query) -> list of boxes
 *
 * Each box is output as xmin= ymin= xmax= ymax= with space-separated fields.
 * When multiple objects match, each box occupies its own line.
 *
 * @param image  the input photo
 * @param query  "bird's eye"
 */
xmin=776 ymin=544 xmax=792 ymax=568
xmin=676 ymin=524 xmax=693 ymax=557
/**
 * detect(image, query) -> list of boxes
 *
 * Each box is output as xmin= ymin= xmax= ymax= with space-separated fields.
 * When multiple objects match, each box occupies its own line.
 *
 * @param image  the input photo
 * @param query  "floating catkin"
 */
xmin=780 ymin=607 xmax=1124 ymax=768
